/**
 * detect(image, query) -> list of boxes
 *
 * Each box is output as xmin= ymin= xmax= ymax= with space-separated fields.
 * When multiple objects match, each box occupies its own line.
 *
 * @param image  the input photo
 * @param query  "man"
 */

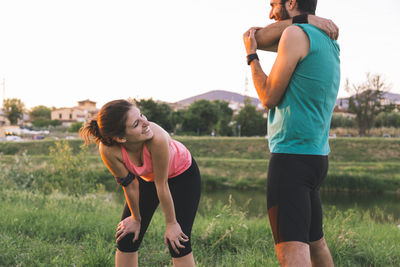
xmin=243 ymin=0 xmax=340 ymax=266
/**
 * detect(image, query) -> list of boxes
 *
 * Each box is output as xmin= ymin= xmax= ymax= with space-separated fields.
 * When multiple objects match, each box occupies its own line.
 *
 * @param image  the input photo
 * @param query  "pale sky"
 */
xmin=1 ymin=0 xmax=399 ymax=109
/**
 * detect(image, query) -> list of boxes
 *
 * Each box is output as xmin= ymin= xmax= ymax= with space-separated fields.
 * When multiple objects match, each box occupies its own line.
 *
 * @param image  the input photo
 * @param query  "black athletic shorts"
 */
xmin=117 ymin=157 xmax=201 ymax=258
xmin=267 ymin=153 xmax=328 ymax=244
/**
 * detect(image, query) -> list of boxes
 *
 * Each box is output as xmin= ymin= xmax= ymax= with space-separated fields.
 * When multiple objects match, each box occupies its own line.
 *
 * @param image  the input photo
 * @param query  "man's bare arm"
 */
xmin=255 ymin=21 xmax=291 ymax=52
xmin=255 ymin=15 xmax=339 ymax=52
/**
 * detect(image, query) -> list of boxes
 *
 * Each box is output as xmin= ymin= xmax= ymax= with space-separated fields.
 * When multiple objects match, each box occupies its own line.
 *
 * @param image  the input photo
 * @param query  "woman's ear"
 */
xmin=114 ymin=137 xmax=127 ymax=143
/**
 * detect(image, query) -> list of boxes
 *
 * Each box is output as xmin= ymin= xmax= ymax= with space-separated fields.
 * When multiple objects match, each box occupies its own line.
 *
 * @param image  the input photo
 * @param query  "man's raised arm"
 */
xmin=255 ymin=15 xmax=339 ymax=52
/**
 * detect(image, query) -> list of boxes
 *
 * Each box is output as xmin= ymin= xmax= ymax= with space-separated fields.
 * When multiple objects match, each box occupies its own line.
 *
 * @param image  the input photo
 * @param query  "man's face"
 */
xmin=269 ymin=0 xmax=290 ymax=21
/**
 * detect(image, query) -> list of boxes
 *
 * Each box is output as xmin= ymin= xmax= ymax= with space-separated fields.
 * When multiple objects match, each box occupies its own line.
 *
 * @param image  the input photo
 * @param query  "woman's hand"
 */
xmin=308 ymin=15 xmax=339 ymax=40
xmin=164 ymin=222 xmax=189 ymax=254
xmin=243 ymin=27 xmax=259 ymax=55
xmin=115 ymin=216 xmax=141 ymax=243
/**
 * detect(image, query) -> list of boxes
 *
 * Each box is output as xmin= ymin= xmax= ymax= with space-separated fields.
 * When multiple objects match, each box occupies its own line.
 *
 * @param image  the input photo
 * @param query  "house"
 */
xmin=51 ymin=99 xmax=98 ymax=126
xmin=0 ymin=109 xmax=10 ymax=127
xmin=335 ymin=92 xmax=400 ymax=112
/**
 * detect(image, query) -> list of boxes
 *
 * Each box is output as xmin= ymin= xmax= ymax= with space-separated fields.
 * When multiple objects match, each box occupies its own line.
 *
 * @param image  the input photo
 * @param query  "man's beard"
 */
xmin=280 ymin=6 xmax=290 ymax=20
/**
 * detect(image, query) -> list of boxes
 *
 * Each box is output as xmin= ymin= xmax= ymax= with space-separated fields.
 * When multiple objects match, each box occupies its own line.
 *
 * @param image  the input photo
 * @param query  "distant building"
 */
xmin=0 ymin=109 xmax=9 ymax=127
xmin=51 ymin=99 xmax=98 ymax=126
xmin=335 ymin=92 xmax=400 ymax=112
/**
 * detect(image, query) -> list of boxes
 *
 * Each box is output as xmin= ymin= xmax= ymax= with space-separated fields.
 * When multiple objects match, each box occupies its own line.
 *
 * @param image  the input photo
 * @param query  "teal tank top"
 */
xmin=268 ymin=24 xmax=340 ymax=155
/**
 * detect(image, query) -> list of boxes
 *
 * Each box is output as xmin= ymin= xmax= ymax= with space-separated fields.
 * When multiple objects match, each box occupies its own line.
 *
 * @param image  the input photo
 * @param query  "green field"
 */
xmin=1 ymin=189 xmax=399 ymax=266
xmin=1 ymin=137 xmax=400 ymax=266
xmin=1 ymin=137 xmax=400 ymax=192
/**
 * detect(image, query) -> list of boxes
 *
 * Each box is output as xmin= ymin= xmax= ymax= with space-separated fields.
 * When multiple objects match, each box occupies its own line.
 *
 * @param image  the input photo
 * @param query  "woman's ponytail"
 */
xmin=79 ymin=99 xmax=133 ymax=146
xmin=79 ymin=119 xmax=107 ymax=145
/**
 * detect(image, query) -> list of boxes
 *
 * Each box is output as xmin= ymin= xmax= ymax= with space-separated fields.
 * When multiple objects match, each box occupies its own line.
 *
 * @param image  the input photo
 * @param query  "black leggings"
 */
xmin=117 ymin=158 xmax=201 ymax=258
xmin=267 ymin=153 xmax=328 ymax=244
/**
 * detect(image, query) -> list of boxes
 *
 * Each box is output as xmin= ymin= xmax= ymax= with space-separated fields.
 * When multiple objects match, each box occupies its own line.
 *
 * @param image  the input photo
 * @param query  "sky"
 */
xmin=1 ymin=0 xmax=399 ymax=109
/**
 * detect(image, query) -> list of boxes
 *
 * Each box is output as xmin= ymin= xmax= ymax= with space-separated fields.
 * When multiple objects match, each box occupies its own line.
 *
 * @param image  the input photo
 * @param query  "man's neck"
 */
xmin=289 ymin=10 xmax=302 ymax=18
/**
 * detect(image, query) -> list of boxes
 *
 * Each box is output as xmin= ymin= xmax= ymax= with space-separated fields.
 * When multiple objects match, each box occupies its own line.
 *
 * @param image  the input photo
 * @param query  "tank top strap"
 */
xmin=142 ymin=142 xmax=152 ymax=164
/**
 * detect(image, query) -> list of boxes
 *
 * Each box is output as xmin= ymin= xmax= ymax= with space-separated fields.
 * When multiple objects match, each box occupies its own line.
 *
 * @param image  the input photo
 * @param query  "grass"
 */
xmin=1 ymin=137 xmax=400 ymax=162
xmin=1 ymin=137 xmax=400 ymax=265
xmin=2 ymin=154 xmax=399 ymax=193
xmin=1 ymin=189 xmax=399 ymax=267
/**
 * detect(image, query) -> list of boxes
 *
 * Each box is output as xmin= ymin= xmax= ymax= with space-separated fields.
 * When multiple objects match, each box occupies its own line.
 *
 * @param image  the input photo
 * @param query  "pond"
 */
xmin=201 ymin=189 xmax=400 ymax=223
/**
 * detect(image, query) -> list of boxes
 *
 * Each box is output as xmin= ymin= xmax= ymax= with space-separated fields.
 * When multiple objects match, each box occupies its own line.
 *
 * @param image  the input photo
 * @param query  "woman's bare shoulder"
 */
xmin=99 ymin=142 xmax=123 ymax=162
xmin=147 ymin=122 xmax=170 ymax=151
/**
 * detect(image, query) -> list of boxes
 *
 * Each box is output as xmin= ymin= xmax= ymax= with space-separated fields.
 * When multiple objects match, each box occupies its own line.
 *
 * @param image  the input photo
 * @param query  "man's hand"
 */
xmin=308 ymin=15 xmax=339 ymax=40
xmin=243 ymin=27 xmax=260 ymax=55
xmin=115 ymin=216 xmax=141 ymax=243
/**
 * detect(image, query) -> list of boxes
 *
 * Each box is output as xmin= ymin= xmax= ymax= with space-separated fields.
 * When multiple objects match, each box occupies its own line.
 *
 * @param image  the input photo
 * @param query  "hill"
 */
xmin=176 ymin=90 xmax=262 ymax=109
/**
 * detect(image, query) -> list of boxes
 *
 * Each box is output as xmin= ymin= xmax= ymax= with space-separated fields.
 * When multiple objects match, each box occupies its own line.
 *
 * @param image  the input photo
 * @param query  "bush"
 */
xmin=0 ymin=141 xmax=113 ymax=195
xmin=68 ymin=122 xmax=84 ymax=133
xmin=32 ymin=118 xmax=61 ymax=128
xmin=375 ymin=112 xmax=400 ymax=128
xmin=330 ymin=114 xmax=356 ymax=128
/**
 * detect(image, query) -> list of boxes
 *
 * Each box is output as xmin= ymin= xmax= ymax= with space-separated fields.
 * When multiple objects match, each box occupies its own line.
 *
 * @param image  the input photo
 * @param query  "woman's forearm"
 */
xmin=255 ymin=19 xmax=292 ymax=52
xmin=123 ymin=179 xmax=141 ymax=221
xmin=155 ymin=182 xmax=177 ymax=225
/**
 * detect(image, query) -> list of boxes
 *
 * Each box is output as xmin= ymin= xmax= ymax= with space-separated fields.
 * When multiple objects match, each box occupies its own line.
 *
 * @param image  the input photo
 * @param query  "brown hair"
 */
xmin=296 ymin=0 xmax=317 ymax=15
xmin=79 ymin=99 xmax=133 ymax=146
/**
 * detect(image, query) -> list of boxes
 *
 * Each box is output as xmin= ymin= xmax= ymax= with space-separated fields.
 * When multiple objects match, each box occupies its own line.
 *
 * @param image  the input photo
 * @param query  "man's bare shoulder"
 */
xmin=279 ymin=25 xmax=310 ymax=59
xmin=282 ymin=25 xmax=308 ymax=41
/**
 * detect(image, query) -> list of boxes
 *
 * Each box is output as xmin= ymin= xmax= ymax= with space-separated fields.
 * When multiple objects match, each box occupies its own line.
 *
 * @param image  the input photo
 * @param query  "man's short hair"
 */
xmin=296 ymin=0 xmax=317 ymax=15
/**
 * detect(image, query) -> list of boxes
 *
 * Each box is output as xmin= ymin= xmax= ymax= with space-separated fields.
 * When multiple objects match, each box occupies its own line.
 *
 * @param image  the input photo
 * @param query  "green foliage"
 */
xmin=134 ymin=98 xmax=174 ymax=132
xmin=346 ymin=73 xmax=390 ymax=136
xmin=2 ymin=98 xmax=25 ymax=125
xmin=375 ymin=112 xmax=400 ymax=128
xmin=0 ymin=141 xmax=115 ymax=195
xmin=32 ymin=118 xmax=61 ymax=128
xmin=29 ymin=105 xmax=51 ymax=120
xmin=212 ymin=100 xmax=233 ymax=136
xmin=68 ymin=121 xmax=84 ymax=133
xmin=330 ymin=113 xmax=356 ymax=128
xmin=234 ymin=98 xmax=267 ymax=136
xmin=182 ymin=100 xmax=219 ymax=135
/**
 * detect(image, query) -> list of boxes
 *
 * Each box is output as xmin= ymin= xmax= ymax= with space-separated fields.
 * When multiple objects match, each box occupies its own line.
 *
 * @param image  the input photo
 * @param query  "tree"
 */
xmin=212 ymin=100 xmax=233 ymax=136
xmin=30 ymin=105 xmax=57 ymax=128
xmin=2 ymin=98 xmax=25 ymax=125
xmin=346 ymin=73 xmax=390 ymax=136
xmin=168 ymin=109 xmax=185 ymax=133
xmin=181 ymin=100 xmax=218 ymax=135
xmin=30 ymin=105 xmax=51 ymax=120
xmin=133 ymin=98 xmax=174 ymax=132
xmin=234 ymin=98 xmax=267 ymax=136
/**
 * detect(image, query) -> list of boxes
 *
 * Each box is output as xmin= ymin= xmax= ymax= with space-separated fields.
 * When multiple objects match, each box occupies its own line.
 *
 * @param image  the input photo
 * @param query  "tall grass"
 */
xmin=1 ymin=189 xmax=399 ymax=266
xmin=0 ymin=141 xmax=117 ymax=195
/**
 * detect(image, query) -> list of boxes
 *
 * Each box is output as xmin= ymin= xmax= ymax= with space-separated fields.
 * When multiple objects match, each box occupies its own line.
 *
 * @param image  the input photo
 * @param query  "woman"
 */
xmin=80 ymin=99 xmax=201 ymax=267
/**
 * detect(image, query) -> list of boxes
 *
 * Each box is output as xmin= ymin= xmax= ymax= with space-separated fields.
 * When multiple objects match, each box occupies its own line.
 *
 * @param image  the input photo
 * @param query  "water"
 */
xmin=200 ymin=189 xmax=400 ymax=223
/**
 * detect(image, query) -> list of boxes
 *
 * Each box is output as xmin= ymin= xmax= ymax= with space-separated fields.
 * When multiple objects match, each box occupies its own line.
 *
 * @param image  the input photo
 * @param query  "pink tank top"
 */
xmin=120 ymin=139 xmax=192 ymax=182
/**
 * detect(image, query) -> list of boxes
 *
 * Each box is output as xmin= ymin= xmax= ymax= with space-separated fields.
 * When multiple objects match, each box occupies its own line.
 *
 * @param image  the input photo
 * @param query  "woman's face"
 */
xmin=123 ymin=106 xmax=154 ymax=143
